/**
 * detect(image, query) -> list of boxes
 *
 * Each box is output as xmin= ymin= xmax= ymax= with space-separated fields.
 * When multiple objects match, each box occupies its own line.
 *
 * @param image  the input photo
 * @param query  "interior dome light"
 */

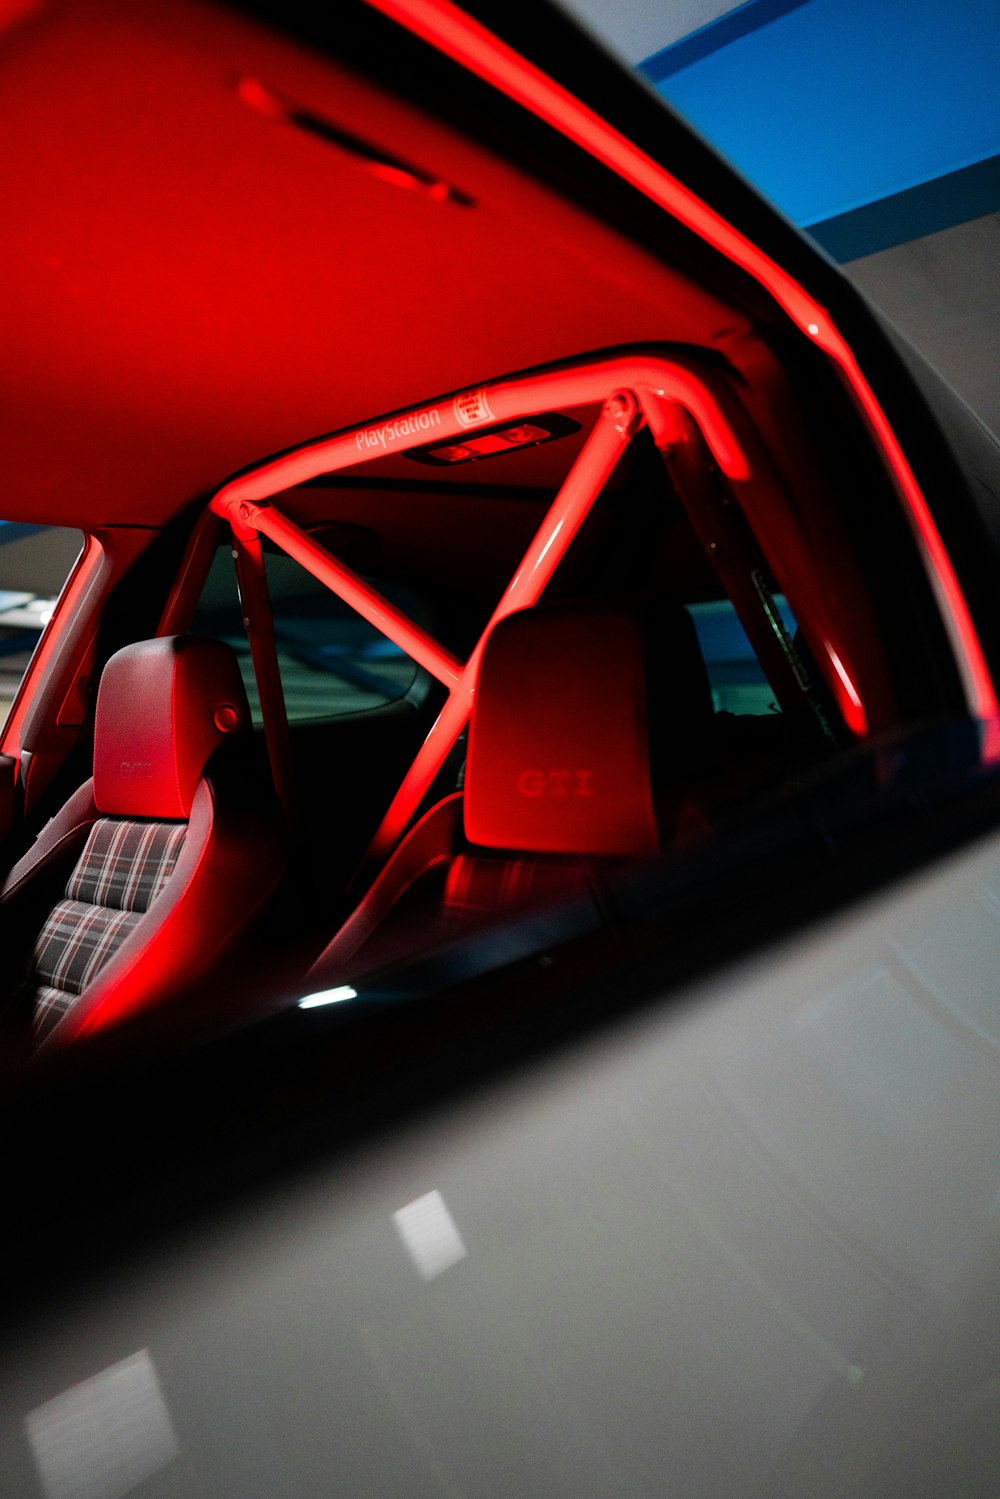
xmin=410 ymin=414 xmax=581 ymax=465
xmin=428 ymin=444 xmax=475 ymax=462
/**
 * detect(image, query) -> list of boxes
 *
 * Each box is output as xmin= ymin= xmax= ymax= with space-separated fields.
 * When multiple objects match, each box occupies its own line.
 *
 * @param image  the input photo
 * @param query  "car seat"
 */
xmin=301 ymin=599 xmax=715 ymax=989
xmin=0 ymin=635 xmax=286 ymax=1055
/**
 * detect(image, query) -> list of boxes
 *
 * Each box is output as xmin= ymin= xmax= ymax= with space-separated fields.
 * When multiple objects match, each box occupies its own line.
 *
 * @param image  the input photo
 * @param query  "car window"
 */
xmin=0 ymin=523 xmax=85 ymax=727
xmin=190 ymin=545 xmax=424 ymax=724
xmin=687 ymin=596 xmax=797 ymax=716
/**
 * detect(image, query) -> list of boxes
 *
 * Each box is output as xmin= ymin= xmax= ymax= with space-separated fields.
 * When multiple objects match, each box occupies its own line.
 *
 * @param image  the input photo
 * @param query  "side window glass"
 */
xmin=190 ymin=546 xmax=424 ymax=724
xmin=687 ymin=596 xmax=796 ymax=715
xmin=0 ymin=523 xmax=84 ymax=726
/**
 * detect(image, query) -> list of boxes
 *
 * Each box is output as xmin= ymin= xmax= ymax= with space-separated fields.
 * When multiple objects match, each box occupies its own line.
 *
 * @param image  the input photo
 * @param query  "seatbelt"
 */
xmin=161 ymin=506 xmax=298 ymax=834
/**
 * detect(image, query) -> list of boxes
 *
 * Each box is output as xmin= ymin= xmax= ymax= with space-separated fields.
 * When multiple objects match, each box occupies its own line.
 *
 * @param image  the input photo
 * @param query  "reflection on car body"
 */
xmin=1 ymin=0 xmax=1000 ymax=1494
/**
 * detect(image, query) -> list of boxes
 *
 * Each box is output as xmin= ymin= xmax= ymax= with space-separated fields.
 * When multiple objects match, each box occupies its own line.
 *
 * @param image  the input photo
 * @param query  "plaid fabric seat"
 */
xmin=18 ymin=818 xmax=186 ymax=1041
xmin=0 ymin=636 xmax=285 ymax=1053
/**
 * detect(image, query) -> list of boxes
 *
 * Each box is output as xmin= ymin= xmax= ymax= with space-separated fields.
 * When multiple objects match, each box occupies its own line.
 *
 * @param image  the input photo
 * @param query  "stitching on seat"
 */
xmin=1 ymin=817 xmax=98 ymax=900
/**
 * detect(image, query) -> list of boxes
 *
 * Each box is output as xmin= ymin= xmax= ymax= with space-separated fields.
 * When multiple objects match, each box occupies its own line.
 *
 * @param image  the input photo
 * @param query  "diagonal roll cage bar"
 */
xmin=188 ymin=352 xmax=753 ymax=873
xmin=363 ymin=0 xmax=998 ymax=758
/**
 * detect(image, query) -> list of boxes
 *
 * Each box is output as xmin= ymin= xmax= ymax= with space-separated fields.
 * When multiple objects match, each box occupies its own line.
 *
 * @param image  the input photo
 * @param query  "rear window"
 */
xmin=190 ymin=546 xmax=424 ymax=724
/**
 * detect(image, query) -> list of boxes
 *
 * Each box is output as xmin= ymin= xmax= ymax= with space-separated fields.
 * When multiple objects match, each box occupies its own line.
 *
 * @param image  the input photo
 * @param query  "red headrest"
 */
xmin=464 ymin=604 xmax=660 ymax=857
xmin=93 ymin=636 xmax=251 ymax=819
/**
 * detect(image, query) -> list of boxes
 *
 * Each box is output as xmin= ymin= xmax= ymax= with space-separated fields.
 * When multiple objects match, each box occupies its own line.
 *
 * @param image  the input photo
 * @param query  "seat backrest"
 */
xmin=1 ymin=635 xmax=285 ymax=1053
xmin=303 ymin=598 xmax=713 ymax=986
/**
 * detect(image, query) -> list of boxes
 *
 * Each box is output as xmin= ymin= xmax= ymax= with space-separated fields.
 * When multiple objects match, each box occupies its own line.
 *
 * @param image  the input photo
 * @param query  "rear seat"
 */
xmin=302 ymin=599 xmax=717 ymax=987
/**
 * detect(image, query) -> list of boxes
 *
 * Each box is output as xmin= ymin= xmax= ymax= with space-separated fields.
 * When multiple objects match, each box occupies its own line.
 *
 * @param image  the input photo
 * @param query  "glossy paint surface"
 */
xmin=3 ymin=816 xmax=999 ymax=1495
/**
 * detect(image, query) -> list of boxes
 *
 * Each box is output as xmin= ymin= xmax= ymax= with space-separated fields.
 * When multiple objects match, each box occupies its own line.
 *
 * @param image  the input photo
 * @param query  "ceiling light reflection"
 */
xmin=297 ymin=985 xmax=358 ymax=1009
xmin=393 ymin=1190 xmax=468 ymax=1281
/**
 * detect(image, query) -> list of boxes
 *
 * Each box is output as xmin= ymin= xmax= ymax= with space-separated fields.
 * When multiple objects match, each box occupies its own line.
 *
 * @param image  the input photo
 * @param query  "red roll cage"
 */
xmin=162 ymin=349 xmax=876 ymax=882
xmin=365 ymin=0 xmax=998 ymax=757
xmin=5 ymin=0 xmax=997 ymax=872
xmin=154 ymin=0 xmax=1000 ymax=882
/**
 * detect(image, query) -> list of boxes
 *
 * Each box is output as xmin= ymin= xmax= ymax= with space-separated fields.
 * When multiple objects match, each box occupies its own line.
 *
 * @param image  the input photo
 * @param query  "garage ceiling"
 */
xmin=559 ymin=0 xmax=1000 ymax=440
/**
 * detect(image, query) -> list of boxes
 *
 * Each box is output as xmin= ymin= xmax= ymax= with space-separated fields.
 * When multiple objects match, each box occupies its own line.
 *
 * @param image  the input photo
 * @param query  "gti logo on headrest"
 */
xmin=119 ymin=760 xmax=153 ymax=778
xmin=517 ymin=769 xmax=594 ymax=798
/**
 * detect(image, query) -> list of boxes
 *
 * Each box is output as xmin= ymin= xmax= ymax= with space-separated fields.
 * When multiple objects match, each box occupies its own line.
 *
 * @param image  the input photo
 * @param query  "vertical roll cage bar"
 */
xmin=162 ymin=349 xmax=865 ymax=880
xmin=364 ymin=0 xmax=998 ymax=760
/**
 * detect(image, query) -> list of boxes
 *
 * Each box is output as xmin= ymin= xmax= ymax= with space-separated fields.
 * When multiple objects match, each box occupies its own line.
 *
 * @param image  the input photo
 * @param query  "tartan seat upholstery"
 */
xmin=1 ymin=635 xmax=286 ymax=1054
xmin=22 ymin=819 xmax=188 ymax=1042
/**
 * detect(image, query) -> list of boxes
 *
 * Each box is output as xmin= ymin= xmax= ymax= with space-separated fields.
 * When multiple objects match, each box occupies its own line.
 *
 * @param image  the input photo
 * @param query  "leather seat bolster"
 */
xmin=0 ymin=780 xmax=101 ymax=903
xmin=0 ymin=781 xmax=101 ymax=1003
xmin=304 ymin=794 xmax=463 ymax=988
xmin=34 ymin=772 xmax=286 ymax=1050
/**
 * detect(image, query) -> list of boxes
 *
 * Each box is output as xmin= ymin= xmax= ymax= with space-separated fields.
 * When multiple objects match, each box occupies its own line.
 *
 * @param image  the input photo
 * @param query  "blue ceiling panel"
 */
xmin=640 ymin=0 xmax=1000 ymax=248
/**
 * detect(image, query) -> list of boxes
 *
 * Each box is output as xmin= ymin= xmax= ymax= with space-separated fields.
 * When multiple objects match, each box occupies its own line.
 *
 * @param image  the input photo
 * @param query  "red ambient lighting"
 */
xmin=210 ymin=367 xmax=683 ymax=863
xmin=427 ymin=423 xmax=551 ymax=463
xmin=235 ymin=75 xmax=474 ymax=207
xmin=362 ymin=0 xmax=1000 ymax=757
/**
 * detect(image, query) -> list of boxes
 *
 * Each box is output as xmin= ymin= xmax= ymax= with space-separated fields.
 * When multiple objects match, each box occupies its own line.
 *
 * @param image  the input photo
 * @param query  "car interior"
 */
xmin=0 ymin=0 xmax=988 ymax=1074
xmin=0 ymin=347 xmax=974 ymax=1072
xmin=6 ymin=13 xmax=1000 ymax=1499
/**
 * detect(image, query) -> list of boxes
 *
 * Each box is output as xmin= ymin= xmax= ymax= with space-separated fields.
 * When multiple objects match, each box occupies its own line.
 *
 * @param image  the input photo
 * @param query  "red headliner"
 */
xmin=0 ymin=0 xmax=745 ymax=530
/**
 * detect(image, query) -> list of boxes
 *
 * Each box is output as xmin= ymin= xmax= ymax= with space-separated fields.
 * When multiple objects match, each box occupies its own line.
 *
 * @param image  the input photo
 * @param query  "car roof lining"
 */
xmin=0 ymin=0 xmax=756 ymax=534
xmin=2 ymin=0 xmax=989 ymax=791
